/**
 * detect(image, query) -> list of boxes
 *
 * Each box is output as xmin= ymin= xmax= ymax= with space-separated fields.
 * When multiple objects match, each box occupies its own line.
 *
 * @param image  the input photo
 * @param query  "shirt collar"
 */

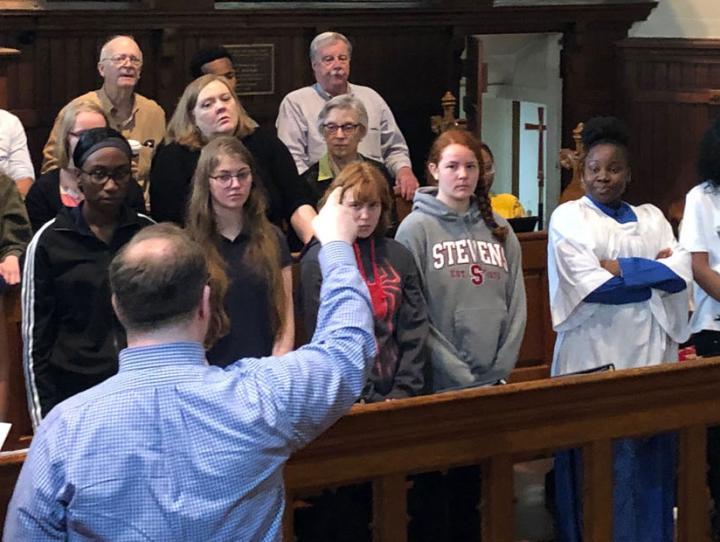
xmin=318 ymin=154 xmax=334 ymax=181
xmin=317 ymin=153 xmax=367 ymax=182
xmin=119 ymin=342 xmax=207 ymax=372
xmin=313 ymin=82 xmax=354 ymax=101
xmin=97 ymin=87 xmax=139 ymax=124
xmin=585 ymin=194 xmax=637 ymax=224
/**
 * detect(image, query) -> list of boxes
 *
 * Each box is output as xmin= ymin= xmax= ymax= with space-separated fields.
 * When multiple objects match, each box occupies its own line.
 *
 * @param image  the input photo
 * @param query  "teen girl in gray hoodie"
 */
xmin=395 ymin=129 xmax=526 ymax=391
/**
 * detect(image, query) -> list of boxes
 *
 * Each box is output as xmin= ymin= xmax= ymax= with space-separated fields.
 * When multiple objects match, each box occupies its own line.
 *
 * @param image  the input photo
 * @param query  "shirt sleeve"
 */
xmin=126 ymin=179 xmax=147 ymax=215
xmin=21 ymin=232 xmax=59 ymax=427
xmin=264 ymin=131 xmax=315 ymax=220
xmin=375 ymin=94 xmax=412 ymax=177
xmin=276 ymin=94 xmax=311 ymax=175
xmin=25 ymin=176 xmax=59 ymax=233
xmin=149 ymin=144 xmax=194 ymax=224
xmin=4 ymin=420 xmax=69 ymax=540
xmin=385 ymin=253 xmax=428 ymax=399
xmin=41 ymin=108 xmax=65 ymax=175
xmin=0 ymin=176 xmax=32 ymax=260
xmin=680 ymin=186 xmax=712 ymax=253
xmin=4 ymin=113 xmax=35 ymax=181
xmin=230 ymin=241 xmax=376 ymax=450
xmin=584 ymin=257 xmax=686 ymax=304
xmin=493 ymin=229 xmax=527 ymax=380
xmin=273 ymin=225 xmax=292 ymax=268
xmin=299 ymin=243 xmax=322 ymax=340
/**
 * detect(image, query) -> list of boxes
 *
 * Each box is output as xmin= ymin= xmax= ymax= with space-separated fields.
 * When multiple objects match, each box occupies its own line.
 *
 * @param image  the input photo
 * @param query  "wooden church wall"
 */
xmin=618 ymin=39 xmax=720 ymax=214
xmin=0 ymin=3 xmax=655 ymax=182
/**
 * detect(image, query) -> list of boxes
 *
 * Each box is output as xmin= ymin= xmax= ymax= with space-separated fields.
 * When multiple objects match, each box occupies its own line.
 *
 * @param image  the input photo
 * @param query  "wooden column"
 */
xmin=372 ymin=475 xmax=407 ymax=542
xmin=481 ymin=455 xmax=514 ymax=542
xmin=677 ymin=425 xmax=710 ymax=542
xmin=583 ymin=439 xmax=613 ymax=542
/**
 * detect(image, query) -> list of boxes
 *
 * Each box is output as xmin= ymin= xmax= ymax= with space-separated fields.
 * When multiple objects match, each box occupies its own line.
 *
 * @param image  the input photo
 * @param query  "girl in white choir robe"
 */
xmin=548 ymin=116 xmax=691 ymax=542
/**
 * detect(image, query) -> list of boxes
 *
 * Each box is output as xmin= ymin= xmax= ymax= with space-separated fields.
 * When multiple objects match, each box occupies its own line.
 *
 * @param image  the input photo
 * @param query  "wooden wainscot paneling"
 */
xmin=0 ymin=2 xmax=656 ymax=181
xmin=513 ymin=231 xmax=553 ymax=382
xmin=618 ymin=38 xmax=720 ymax=214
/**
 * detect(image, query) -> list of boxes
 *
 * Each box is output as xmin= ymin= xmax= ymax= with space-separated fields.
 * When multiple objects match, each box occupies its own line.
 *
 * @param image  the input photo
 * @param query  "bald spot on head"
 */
xmin=122 ymin=237 xmax=176 ymax=269
xmin=109 ymin=223 xmax=209 ymax=333
xmin=100 ymin=36 xmax=142 ymax=63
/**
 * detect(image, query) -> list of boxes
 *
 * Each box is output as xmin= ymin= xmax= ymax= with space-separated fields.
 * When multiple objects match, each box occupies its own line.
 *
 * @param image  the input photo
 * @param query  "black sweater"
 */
xmin=149 ymin=126 xmax=314 ymax=228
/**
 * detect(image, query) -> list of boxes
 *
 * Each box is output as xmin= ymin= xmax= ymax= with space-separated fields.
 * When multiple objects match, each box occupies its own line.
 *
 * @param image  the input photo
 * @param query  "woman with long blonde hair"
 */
xmin=186 ymin=136 xmax=293 ymax=365
xmin=151 ymin=74 xmax=315 ymax=249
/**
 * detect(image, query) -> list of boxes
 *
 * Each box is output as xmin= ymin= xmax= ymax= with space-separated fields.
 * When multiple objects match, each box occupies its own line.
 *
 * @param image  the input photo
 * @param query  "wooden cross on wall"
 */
xmin=524 ymin=106 xmax=547 ymax=230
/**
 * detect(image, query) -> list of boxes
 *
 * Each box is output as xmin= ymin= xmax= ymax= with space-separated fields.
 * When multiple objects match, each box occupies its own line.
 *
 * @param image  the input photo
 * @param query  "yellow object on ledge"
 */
xmin=490 ymin=193 xmax=525 ymax=219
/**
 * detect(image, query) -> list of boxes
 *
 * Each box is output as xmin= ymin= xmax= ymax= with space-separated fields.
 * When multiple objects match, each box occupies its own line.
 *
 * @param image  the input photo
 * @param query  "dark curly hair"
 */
xmin=581 ymin=116 xmax=630 ymax=160
xmin=697 ymin=117 xmax=720 ymax=187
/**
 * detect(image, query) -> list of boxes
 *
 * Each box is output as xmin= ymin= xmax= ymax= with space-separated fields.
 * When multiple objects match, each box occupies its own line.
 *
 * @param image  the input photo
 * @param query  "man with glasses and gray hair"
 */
xmin=277 ymin=31 xmax=418 ymax=202
xmin=40 ymin=35 xmax=165 ymax=194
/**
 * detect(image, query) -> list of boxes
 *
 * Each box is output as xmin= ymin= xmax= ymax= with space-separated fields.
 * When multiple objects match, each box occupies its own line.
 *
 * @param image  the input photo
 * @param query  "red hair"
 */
xmin=426 ymin=129 xmax=507 ymax=242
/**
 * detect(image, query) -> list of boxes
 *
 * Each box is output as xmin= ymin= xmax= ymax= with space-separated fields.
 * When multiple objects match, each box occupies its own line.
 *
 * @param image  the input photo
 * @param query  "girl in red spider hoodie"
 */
xmin=300 ymin=161 xmax=428 ymax=402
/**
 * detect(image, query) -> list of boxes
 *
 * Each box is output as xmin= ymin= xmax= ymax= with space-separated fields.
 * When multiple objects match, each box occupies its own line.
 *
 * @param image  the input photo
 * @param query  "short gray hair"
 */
xmin=309 ymin=32 xmax=353 ymax=63
xmin=317 ymin=94 xmax=368 ymax=133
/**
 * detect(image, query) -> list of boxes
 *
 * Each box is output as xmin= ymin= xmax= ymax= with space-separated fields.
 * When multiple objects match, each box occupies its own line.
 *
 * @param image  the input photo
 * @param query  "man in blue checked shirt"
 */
xmin=4 ymin=187 xmax=376 ymax=541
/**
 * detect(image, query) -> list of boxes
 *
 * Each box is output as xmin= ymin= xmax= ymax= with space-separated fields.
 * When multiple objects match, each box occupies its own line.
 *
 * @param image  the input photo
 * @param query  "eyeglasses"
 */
xmin=209 ymin=170 xmax=252 ymax=187
xmin=80 ymin=167 xmax=132 ymax=185
xmin=323 ymin=123 xmax=360 ymax=135
xmin=102 ymin=54 xmax=143 ymax=67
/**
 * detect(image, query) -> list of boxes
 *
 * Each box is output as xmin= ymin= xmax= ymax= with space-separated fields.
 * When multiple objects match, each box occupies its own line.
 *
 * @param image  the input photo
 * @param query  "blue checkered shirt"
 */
xmin=5 ymin=241 xmax=375 ymax=541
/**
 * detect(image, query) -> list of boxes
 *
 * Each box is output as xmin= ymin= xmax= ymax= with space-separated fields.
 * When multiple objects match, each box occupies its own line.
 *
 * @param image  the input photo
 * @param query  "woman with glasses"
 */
xmin=26 ymin=101 xmax=146 ymax=232
xmin=22 ymin=127 xmax=154 ymax=426
xmin=477 ymin=142 xmax=526 ymax=219
xmin=150 ymin=74 xmax=316 ymax=249
xmin=185 ymin=136 xmax=293 ymax=365
xmin=302 ymin=95 xmax=393 ymax=207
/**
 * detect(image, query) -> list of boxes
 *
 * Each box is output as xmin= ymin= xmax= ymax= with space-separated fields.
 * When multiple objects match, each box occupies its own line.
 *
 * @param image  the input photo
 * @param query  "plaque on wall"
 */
xmin=224 ymin=44 xmax=275 ymax=96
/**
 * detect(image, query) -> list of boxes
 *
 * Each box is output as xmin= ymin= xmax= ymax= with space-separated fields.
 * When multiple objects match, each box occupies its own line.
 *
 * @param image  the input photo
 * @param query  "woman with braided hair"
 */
xmin=395 ymin=128 xmax=526 ymax=392
xmin=548 ymin=116 xmax=691 ymax=542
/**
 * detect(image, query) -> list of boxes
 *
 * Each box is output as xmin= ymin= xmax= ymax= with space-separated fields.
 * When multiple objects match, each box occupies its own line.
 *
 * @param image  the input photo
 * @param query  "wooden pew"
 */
xmin=0 ymin=287 xmax=31 ymax=452
xmin=0 ymin=449 xmax=25 ymax=529
xmin=3 ymin=359 xmax=718 ymax=540
xmin=293 ymin=230 xmax=553 ymax=379
xmin=284 ymin=358 xmax=720 ymax=542
xmin=514 ymin=231 xmax=552 ymax=382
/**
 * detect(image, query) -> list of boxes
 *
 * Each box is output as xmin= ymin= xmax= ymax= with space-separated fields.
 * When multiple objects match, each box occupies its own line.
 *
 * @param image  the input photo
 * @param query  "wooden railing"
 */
xmin=283 ymin=358 xmax=720 ymax=542
xmin=2 ymin=359 xmax=719 ymax=539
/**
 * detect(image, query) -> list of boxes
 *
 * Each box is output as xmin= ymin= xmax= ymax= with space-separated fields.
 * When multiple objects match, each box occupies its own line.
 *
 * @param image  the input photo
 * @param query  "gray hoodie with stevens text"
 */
xmin=395 ymin=187 xmax=527 ymax=391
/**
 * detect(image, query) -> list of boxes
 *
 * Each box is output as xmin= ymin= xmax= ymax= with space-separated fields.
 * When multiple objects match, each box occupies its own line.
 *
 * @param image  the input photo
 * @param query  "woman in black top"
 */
xmin=150 ymin=74 xmax=316 ymax=247
xmin=22 ymin=128 xmax=154 ymax=426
